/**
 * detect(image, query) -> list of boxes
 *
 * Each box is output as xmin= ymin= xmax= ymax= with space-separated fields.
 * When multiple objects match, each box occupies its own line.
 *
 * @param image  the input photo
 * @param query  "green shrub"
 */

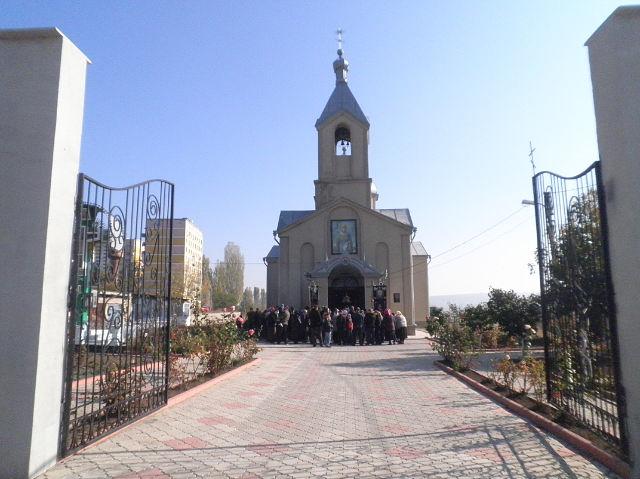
xmin=433 ymin=322 xmax=479 ymax=371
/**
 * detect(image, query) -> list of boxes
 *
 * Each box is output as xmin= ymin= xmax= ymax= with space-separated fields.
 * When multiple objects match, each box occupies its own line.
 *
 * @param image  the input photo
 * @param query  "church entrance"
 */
xmin=328 ymin=265 xmax=364 ymax=310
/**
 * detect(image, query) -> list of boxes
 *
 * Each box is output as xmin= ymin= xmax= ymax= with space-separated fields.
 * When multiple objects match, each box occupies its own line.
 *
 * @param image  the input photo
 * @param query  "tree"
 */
xmin=462 ymin=303 xmax=492 ymax=332
xmin=543 ymin=190 xmax=608 ymax=339
xmin=240 ymin=287 xmax=254 ymax=313
xmin=200 ymin=255 xmax=213 ymax=307
xmin=486 ymin=288 xmax=540 ymax=338
xmin=260 ymin=288 xmax=266 ymax=309
xmin=211 ymin=242 xmax=245 ymax=308
xmin=253 ymin=287 xmax=260 ymax=307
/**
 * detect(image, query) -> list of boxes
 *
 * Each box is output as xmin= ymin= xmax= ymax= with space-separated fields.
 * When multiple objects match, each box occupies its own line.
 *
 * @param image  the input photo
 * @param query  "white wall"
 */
xmin=586 ymin=7 xmax=640 ymax=475
xmin=0 ymin=28 xmax=89 ymax=478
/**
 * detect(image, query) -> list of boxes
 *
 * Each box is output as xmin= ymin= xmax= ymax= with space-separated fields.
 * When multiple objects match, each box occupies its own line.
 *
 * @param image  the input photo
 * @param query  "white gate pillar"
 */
xmin=0 ymin=28 xmax=89 ymax=478
xmin=587 ymin=7 xmax=640 ymax=476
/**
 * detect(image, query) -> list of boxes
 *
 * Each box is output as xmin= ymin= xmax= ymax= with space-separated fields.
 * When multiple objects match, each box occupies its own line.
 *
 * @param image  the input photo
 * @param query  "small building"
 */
xmin=265 ymin=44 xmax=429 ymax=333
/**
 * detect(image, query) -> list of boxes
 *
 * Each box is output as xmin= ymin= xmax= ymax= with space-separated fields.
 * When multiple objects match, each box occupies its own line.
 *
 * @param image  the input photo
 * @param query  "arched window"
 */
xmin=335 ymin=126 xmax=352 ymax=156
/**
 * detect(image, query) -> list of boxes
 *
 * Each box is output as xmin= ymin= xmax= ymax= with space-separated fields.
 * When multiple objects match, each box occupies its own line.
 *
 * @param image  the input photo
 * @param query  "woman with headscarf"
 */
xmin=383 ymin=308 xmax=396 ymax=345
xmin=394 ymin=311 xmax=408 ymax=344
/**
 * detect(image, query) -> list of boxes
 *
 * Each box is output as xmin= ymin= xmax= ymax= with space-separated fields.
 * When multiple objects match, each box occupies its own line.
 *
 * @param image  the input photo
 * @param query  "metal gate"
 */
xmin=533 ymin=161 xmax=626 ymax=452
xmin=60 ymin=174 xmax=174 ymax=456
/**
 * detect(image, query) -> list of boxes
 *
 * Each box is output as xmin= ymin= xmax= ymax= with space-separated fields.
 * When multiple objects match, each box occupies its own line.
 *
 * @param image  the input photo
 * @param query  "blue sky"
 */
xmin=3 ymin=1 xmax=629 ymax=297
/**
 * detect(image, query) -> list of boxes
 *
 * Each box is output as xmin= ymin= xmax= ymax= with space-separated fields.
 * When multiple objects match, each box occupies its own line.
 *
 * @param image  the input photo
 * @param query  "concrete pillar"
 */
xmin=0 ymin=28 xmax=89 ymax=478
xmin=401 ymin=235 xmax=416 ymax=335
xmin=412 ymin=253 xmax=429 ymax=329
xmin=586 ymin=7 xmax=640 ymax=476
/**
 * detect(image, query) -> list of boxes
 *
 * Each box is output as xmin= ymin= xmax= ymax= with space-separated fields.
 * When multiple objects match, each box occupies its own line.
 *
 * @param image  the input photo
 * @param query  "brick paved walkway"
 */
xmin=41 ymin=336 xmax=618 ymax=478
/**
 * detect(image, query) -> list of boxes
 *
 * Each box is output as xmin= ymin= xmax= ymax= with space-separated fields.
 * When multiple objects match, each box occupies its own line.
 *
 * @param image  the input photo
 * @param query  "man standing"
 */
xmin=308 ymin=305 xmax=323 ymax=347
xmin=277 ymin=306 xmax=290 ymax=345
xmin=353 ymin=307 xmax=365 ymax=346
xmin=364 ymin=309 xmax=375 ymax=345
xmin=374 ymin=309 xmax=383 ymax=345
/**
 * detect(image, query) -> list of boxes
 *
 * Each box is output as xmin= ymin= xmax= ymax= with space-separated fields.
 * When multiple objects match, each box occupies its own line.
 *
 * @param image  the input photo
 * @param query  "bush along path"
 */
xmin=168 ymin=313 xmax=260 ymax=392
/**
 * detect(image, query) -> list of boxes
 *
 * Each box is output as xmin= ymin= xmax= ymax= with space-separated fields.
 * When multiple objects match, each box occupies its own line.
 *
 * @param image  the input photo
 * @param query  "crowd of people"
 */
xmin=238 ymin=305 xmax=409 ymax=347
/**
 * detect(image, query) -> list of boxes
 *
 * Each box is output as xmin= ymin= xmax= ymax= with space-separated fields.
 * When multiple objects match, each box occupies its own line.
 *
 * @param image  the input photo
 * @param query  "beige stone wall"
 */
xmin=315 ymin=113 xmax=371 ymax=209
xmin=277 ymin=201 xmax=415 ymax=323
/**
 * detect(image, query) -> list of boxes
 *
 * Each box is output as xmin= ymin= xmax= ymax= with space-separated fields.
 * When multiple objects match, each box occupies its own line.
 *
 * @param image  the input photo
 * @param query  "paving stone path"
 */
xmin=41 ymin=335 xmax=618 ymax=478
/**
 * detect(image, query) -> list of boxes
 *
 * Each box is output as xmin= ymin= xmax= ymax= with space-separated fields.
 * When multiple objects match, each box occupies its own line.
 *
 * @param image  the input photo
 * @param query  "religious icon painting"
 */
xmin=331 ymin=220 xmax=357 ymax=255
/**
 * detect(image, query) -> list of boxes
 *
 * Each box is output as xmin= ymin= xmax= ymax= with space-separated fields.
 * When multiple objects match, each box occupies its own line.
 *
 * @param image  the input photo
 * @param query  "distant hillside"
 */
xmin=430 ymin=293 xmax=488 ymax=310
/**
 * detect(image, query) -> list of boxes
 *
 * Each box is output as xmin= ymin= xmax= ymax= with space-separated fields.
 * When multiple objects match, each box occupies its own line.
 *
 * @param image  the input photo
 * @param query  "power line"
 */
xmin=206 ymin=207 xmax=532 ymax=277
xmin=430 ymin=216 xmax=531 ymax=269
xmin=430 ymin=206 xmax=527 ymax=260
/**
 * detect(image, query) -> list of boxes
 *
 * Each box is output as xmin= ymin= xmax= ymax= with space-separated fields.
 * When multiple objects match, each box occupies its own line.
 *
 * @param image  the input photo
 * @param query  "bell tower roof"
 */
xmin=315 ymin=30 xmax=369 ymax=128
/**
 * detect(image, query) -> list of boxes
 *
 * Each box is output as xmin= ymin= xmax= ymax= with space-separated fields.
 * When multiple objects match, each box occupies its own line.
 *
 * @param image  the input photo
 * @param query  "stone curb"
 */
xmin=59 ymin=357 xmax=262 ymax=461
xmin=435 ymin=360 xmax=630 ymax=479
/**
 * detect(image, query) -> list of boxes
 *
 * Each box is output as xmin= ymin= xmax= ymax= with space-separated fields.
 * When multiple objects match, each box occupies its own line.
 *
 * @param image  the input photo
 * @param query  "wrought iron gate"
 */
xmin=533 ymin=161 xmax=626 ymax=453
xmin=60 ymin=174 xmax=174 ymax=456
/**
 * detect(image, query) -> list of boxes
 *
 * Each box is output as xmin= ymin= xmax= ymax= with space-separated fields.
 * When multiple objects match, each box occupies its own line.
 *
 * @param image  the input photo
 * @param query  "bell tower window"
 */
xmin=335 ymin=126 xmax=351 ymax=156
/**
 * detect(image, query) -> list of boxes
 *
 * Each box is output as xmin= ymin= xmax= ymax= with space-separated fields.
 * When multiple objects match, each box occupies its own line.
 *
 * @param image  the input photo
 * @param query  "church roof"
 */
xmin=276 ymin=204 xmax=413 ymax=233
xmin=265 ymin=245 xmax=280 ymax=259
xmin=411 ymin=241 xmax=428 ymax=256
xmin=315 ymin=81 xmax=369 ymax=128
xmin=376 ymin=208 xmax=413 ymax=227
xmin=277 ymin=210 xmax=315 ymax=231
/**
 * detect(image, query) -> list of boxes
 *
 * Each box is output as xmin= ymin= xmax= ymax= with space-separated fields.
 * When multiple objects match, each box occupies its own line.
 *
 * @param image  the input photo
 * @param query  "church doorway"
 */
xmin=328 ymin=265 xmax=364 ymax=310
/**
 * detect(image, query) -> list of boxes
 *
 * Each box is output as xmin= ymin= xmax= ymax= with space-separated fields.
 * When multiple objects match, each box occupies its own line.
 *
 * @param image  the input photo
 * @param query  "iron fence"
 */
xmin=533 ymin=161 xmax=626 ymax=453
xmin=60 ymin=174 xmax=174 ymax=456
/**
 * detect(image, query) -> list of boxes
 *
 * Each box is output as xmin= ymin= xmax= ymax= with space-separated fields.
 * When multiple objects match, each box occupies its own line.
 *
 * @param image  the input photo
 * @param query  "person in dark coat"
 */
xmin=308 ymin=305 xmax=323 ymax=347
xmin=364 ymin=309 xmax=375 ymax=345
xmin=255 ymin=309 xmax=265 ymax=339
xmin=374 ymin=310 xmax=383 ymax=345
xmin=383 ymin=308 xmax=396 ymax=345
xmin=299 ymin=307 xmax=309 ymax=343
xmin=336 ymin=310 xmax=347 ymax=346
xmin=352 ymin=308 xmax=365 ymax=346
xmin=288 ymin=307 xmax=298 ymax=343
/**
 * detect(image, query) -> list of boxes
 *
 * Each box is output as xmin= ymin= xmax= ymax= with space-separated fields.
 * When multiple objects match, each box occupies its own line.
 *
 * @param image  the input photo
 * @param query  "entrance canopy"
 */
xmin=307 ymin=256 xmax=382 ymax=280
xmin=309 ymin=257 xmax=382 ymax=310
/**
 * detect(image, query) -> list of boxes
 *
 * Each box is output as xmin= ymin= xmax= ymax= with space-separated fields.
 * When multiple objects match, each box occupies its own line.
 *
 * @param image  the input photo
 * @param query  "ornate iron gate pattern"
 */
xmin=533 ymin=161 xmax=626 ymax=453
xmin=60 ymin=174 xmax=174 ymax=456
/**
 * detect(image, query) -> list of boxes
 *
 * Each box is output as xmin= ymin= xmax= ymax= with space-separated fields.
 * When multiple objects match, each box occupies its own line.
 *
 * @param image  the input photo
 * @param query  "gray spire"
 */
xmin=315 ymin=30 xmax=369 ymax=128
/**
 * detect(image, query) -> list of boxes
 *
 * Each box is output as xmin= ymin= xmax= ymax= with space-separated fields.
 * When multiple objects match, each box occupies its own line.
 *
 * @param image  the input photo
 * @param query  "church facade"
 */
xmin=265 ymin=45 xmax=428 ymax=334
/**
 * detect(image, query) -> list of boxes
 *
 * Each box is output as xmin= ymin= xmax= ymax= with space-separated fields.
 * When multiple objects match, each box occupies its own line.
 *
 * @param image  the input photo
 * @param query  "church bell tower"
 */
xmin=314 ymin=31 xmax=376 ymax=210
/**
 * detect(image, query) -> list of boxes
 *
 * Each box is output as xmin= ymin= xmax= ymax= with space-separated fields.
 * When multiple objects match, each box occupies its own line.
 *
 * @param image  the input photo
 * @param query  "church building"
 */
xmin=265 ymin=41 xmax=429 ymax=334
